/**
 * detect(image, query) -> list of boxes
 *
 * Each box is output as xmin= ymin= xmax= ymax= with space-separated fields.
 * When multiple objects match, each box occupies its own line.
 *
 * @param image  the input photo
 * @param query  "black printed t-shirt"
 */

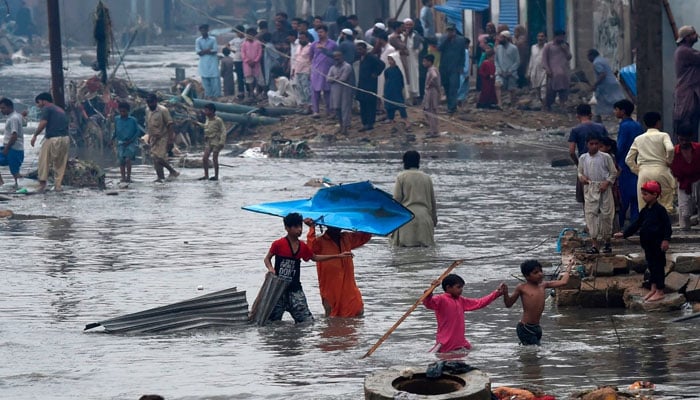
xmin=269 ymin=237 xmax=313 ymax=291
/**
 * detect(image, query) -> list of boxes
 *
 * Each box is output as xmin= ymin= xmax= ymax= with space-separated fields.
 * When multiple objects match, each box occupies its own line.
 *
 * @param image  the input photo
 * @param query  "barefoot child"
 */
xmin=264 ymin=212 xmax=353 ymax=323
xmin=578 ymin=133 xmax=617 ymax=253
xmin=423 ymin=274 xmax=505 ymax=353
xmin=503 ymin=259 xmax=573 ymax=345
xmin=614 ymin=180 xmax=671 ymax=302
xmin=196 ymin=103 xmax=226 ymax=181
xmin=113 ymin=102 xmax=142 ymax=183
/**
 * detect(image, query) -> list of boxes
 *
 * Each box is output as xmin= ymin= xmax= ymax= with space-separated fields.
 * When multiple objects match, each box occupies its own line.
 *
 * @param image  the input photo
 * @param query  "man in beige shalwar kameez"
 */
xmin=391 ymin=150 xmax=437 ymax=247
xmin=625 ymin=112 xmax=676 ymax=213
xmin=146 ymin=94 xmax=180 ymax=182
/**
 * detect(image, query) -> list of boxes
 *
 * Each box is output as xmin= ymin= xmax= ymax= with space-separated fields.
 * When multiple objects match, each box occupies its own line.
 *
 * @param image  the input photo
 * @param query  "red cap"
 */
xmin=641 ymin=180 xmax=661 ymax=195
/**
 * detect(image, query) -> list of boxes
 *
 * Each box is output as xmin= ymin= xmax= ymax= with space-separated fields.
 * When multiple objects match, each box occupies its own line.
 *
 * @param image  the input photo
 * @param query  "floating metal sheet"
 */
xmin=248 ymin=273 xmax=289 ymax=326
xmin=85 ymin=287 xmax=249 ymax=333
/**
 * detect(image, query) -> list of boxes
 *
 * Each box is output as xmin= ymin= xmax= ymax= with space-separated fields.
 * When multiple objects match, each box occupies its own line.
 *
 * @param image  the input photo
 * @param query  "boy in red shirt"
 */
xmin=264 ymin=212 xmax=352 ymax=323
xmin=423 ymin=274 xmax=505 ymax=353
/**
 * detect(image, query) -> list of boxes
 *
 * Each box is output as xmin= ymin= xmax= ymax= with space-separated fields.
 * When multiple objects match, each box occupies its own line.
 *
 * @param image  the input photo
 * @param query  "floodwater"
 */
xmin=1 ymin=47 xmax=699 ymax=400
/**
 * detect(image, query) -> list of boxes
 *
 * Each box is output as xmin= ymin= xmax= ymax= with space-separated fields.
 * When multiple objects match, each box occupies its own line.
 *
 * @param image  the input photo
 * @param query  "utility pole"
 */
xmin=46 ymin=0 xmax=65 ymax=108
xmin=634 ymin=0 xmax=663 ymax=120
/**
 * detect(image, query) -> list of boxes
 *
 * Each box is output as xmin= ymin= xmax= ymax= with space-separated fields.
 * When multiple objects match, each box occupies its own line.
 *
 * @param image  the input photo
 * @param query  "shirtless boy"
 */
xmin=502 ymin=259 xmax=573 ymax=345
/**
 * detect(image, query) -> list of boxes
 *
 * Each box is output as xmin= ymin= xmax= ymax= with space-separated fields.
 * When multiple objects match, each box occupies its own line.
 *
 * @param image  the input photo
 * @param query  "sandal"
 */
xmin=586 ymin=247 xmax=599 ymax=254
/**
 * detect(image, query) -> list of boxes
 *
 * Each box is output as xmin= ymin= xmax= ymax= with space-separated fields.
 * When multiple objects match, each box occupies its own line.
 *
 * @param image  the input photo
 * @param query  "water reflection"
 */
xmin=317 ymin=317 xmax=363 ymax=352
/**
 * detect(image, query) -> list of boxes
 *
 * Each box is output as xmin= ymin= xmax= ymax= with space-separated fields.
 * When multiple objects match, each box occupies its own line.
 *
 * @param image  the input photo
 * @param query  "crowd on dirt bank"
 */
xmin=194 ymin=0 xmax=633 ymax=137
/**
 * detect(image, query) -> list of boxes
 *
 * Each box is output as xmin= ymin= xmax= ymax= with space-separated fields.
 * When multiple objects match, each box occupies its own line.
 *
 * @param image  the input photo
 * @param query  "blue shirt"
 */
xmin=568 ymin=122 xmax=609 ymax=156
xmin=113 ymin=116 xmax=141 ymax=144
xmin=196 ymin=35 xmax=219 ymax=77
xmin=616 ymin=117 xmax=644 ymax=173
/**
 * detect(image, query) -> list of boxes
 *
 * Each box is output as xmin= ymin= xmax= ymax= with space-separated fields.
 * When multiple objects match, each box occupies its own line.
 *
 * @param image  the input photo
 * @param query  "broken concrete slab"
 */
xmin=664 ymin=271 xmax=690 ymax=292
xmin=628 ymin=293 xmax=686 ymax=312
xmin=673 ymin=254 xmax=700 ymax=274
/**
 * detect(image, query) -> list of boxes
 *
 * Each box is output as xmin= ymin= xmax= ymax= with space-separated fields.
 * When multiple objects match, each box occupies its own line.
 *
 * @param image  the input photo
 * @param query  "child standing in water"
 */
xmin=113 ymin=102 xmax=142 ymax=183
xmin=614 ymin=180 xmax=671 ymax=302
xmin=423 ymin=274 xmax=505 ymax=353
xmin=502 ymin=259 xmax=573 ymax=345
xmin=264 ymin=213 xmax=353 ymax=323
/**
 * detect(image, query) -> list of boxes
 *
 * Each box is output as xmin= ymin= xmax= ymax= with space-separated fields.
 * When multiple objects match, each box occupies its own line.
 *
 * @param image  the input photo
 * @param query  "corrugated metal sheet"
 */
xmin=249 ymin=273 xmax=290 ymax=326
xmin=499 ymin=0 xmax=519 ymax=31
xmin=84 ymin=287 xmax=249 ymax=334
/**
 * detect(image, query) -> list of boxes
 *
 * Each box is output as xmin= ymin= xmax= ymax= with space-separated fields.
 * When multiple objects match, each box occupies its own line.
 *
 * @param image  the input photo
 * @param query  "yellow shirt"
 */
xmin=625 ymin=128 xmax=674 ymax=174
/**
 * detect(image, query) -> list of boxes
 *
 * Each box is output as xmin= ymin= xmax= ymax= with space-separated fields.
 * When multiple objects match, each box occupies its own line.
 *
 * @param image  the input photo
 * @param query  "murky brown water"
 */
xmin=1 ymin=47 xmax=698 ymax=400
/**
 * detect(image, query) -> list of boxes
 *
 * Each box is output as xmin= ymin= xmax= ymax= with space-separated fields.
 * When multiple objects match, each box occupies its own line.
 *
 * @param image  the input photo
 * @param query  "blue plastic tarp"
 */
xmin=434 ymin=0 xmax=490 ymax=33
xmin=619 ymin=63 xmax=637 ymax=97
xmin=242 ymin=181 xmax=414 ymax=236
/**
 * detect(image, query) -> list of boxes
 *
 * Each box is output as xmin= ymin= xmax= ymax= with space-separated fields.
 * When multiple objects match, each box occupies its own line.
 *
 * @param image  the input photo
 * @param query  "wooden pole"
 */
xmin=360 ymin=259 xmax=464 ymax=359
xmin=394 ymin=0 xmax=409 ymax=20
xmin=662 ymin=0 xmax=678 ymax=42
xmin=46 ymin=0 xmax=65 ymax=108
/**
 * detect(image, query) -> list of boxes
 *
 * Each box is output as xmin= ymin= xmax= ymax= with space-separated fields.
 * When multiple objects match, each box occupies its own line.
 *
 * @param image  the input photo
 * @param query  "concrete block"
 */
xmin=673 ymin=255 xmax=700 ymax=274
xmin=626 ymin=253 xmax=646 ymax=273
xmin=556 ymin=289 xmax=580 ymax=306
xmin=665 ymin=271 xmax=690 ymax=292
xmin=577 ymin=286 xmax=625 ymax=307
xmin=629 ymin=293 xmax=686 ymax=312
xmin=685 ymin=274 xmax=700 ymax=302
xmin=592 ymin=255 xmax=629 ymax=276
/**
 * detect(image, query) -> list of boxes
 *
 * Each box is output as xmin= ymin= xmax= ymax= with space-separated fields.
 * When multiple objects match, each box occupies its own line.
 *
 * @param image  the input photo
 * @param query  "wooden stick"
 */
xmin=360 ymin=259 xmax=464 ymax=359
xmin=662 ymin=0 xmax=679 ymax=42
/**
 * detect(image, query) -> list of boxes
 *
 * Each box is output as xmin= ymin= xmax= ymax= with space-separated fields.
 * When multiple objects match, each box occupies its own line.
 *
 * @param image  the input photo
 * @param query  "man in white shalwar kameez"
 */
xmin=528 ymin=32 xmax=547 ymax=104
xmin=402 ymin=18 xmax=424 ymax=103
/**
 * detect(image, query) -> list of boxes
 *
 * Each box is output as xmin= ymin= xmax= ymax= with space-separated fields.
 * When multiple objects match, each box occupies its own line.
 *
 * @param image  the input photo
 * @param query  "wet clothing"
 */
xmin=145 ymin=105 xmax=173 ymax=160
xmin=625 ymin=128 xmax=676 ymax=213
xmin=423 ymin=290 xmax=501 ymax=352
xmin=673 ymin=43 xmax=700 ymax=141
xmin=517 ymin=322 xmax=542 ymax=345
xmin=617 ymin=118 xmax=644 ymax=227
xmin=268 ymin=288 xmax=314 ymax=323
xmin=306 ymin=226 xmax=371 ymax=317
xmin=592 ymin=55 xmax=625 ymax=117
xmin=203 ymin=116 xmax=226 ymax=151
xmin=113 ymin=115 xmax=141 ymax=164
xmin=267 ymin=237 xmax=315 ymax=323
xmin=391 ymin=168 xmax=437 ymax=247
xmin=622 ymin=202 xmax=672 ymax=290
